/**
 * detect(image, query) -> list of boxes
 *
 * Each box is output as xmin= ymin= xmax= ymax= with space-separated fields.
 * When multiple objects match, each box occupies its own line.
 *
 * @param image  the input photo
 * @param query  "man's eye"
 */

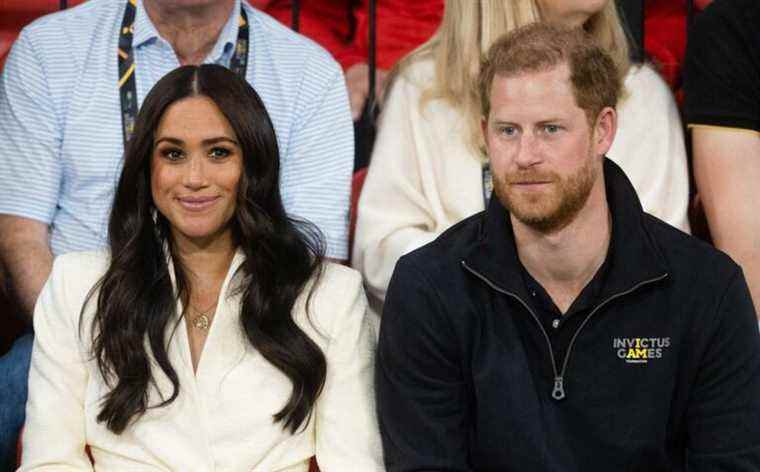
xmin=501 ymin=126 xmax=517 ymax=136
xmin=209 ymin=147 xmax=231 ymax=159
xmin=544 ymin=124 xmax=561 ymax=134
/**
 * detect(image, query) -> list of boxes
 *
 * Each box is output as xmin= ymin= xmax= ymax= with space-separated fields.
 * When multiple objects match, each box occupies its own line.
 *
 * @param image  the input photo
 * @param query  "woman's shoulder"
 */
xmin=52 ymin=250 xmax=110 ymax=281
xmin=391 ymin=56 xmax=436 ymax=94
xmin=623 ymin=64 xmax=674 ymax=103
xmin=48 ymin=250 xmax=110 ymax=307
xmin=315 ymin=263 xmax=364 ymax=302
xmin=35 ymin=250 xmax=110 ymax=333
xmin=295 ymin=263 xmax=368 ymax=340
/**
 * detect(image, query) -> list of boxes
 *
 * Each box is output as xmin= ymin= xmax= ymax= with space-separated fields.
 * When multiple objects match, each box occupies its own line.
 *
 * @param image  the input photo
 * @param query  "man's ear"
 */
xmin=593 ymin=107 xmax=617 ymax=156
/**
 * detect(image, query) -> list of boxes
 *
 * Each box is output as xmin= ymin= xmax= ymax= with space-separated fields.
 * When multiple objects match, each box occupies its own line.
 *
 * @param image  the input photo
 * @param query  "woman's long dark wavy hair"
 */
xmin=82 ymin=64 xmax=326 ymax=434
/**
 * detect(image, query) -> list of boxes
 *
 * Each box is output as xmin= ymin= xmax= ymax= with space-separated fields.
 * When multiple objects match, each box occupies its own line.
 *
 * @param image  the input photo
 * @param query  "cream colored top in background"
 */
xmin=21 ymin=251 xmax=383 ymax=471
xmin=353 ymin=59 xmax=691 ymax=305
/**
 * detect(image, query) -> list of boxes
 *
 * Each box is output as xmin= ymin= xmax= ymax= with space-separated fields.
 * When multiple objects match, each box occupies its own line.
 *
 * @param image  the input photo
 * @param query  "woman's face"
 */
xmin=537 ymin=0 xmax=609 ymax=27
xmin=150 ymin=95 xmax=243 ymax=249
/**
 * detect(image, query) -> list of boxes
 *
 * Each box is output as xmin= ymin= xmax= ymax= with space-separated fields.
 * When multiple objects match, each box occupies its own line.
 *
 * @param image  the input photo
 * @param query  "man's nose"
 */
xmin=514 ymin=133 xmax=542 ymax=168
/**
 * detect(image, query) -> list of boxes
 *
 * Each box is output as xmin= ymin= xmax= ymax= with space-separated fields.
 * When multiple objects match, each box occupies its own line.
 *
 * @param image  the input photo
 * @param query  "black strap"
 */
xmin=291 ymin=0 xmax=301 ymax=32
xmin=686 ymin=0 xmax=696 ymax=29
xmin=118 ymin=1 xmax=249 ymax=146
xmin=354 ymin=0 xmax=378 ymax=170
xmin=366 ymin=0 xmax=377 ymax=112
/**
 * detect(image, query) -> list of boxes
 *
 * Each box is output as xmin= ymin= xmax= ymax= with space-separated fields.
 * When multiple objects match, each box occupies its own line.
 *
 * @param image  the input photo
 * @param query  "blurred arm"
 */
xmin=692 ymin=126 xmax=760 ymax=317
xmin=0 ymin=215 xmax=52 ymax=321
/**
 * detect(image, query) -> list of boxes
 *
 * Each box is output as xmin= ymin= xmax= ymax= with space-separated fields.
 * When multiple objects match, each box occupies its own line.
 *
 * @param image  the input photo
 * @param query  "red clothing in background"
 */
xmin=643 ymin=0 xmax=712 ymax=99
xmin=254 ymin=0 xmax=442 ymax=70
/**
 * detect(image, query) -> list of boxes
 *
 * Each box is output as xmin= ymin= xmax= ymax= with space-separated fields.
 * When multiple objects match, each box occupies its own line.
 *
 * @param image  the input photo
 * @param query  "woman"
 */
xmin=20 ymin=65 xmax=382 ymax=471
xmin=353 ymin=0 xmax=690 ymax=306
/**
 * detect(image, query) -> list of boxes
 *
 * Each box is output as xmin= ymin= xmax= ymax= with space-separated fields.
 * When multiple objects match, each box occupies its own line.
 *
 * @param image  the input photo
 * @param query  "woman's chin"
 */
xmin=169 ymin=222 xmax=233 ymax=248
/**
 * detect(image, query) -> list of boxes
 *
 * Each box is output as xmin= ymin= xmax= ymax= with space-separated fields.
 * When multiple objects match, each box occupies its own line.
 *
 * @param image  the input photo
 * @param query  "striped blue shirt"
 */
xmin=0 ymin=0 xmax=353 ymax=259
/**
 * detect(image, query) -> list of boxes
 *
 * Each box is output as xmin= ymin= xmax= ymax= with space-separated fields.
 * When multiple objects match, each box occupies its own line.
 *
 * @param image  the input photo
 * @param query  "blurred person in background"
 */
xmin=684 ymin=0 xmax=760 ymax=319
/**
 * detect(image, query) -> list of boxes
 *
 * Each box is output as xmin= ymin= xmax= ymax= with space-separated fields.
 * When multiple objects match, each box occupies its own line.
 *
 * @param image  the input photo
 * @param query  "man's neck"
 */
xmin=143 ymin=0 xmax=236 ymax=65
xmin=513 ymin=182 xmax=611 ymax=313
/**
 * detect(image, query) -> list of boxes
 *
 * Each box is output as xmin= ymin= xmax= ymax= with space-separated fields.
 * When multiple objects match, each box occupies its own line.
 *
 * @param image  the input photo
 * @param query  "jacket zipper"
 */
xmin=461 ymin=260 xmax=668 ymax=401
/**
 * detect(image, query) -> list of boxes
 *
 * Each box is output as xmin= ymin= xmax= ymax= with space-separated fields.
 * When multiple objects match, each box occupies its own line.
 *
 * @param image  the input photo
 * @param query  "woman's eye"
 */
xmin=209 ymin=147 xmax=231 ymax=159
xmin=161 ymin=148 xmax=184 ymax=161
xmin=501 ymin=126 xmax=517 ymax=136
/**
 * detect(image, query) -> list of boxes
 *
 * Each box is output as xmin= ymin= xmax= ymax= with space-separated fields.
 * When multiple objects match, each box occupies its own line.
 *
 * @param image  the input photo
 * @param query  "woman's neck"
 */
xmin=142 ymin=0 xmax=236 ymax=65
xmin=171 ymin=230 xmax=237 ymax=293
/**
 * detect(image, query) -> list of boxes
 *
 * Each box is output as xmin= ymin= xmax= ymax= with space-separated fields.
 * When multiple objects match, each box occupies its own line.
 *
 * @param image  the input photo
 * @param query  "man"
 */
xmin=684 ymin=0 xmax=760 ymax=320
xmin=377 ymin=23 xmax=760 ymax=471
xmin=0 ymin=0 xmax=353 ymax=467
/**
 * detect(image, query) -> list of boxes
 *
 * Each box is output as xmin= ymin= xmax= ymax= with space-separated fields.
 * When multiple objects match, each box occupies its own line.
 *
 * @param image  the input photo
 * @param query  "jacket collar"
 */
xmin=463 ymin=158 xmax=669 ymax=303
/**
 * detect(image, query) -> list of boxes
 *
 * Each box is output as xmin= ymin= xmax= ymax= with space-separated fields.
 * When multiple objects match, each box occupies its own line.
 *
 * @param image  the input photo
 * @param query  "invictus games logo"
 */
xmin=614 ymin=337 xmax=671 ymax=364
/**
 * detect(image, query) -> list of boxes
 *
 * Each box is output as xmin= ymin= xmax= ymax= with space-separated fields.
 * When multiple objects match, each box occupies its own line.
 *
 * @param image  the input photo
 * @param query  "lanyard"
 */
xmin=117 ymin=0 xmax=250 ymax=145
xmin=482 ymin=161 xmax=493 ymax=207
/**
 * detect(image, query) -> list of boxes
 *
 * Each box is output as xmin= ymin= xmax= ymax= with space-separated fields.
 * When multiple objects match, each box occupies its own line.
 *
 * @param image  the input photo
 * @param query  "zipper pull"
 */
xmin=552 ymin=376 xmax=566 ymax=400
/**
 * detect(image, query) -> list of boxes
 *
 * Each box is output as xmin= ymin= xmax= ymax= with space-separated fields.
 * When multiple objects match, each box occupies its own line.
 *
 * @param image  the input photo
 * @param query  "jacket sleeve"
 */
xmin=376 ymin=257 xmax=473 ymax=471
xmin=19 ymin=256 xmax=93 ymax=471
xmin=352 ymin=71 xmax=446 ymax=303
xmin=686 ymin=267 xmax=760 ymax=470
xmin=313 ymin=267 xmax=384 ymax=471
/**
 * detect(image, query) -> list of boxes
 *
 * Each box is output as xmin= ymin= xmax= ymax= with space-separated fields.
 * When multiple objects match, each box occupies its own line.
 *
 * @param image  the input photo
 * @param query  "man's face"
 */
xmin=482 ymin=64 xmax=613 ymax=233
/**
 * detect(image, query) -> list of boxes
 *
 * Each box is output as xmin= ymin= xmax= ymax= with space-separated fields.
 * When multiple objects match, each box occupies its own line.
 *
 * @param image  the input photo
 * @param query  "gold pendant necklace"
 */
xmin=192 ymin=313 xmax=211 ymax=330
xmin=190 ymin=302 xmax=217 ymax=331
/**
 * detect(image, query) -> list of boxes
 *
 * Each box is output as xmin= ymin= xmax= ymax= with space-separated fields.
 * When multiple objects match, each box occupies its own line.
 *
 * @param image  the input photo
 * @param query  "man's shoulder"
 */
xmin=20 ymin=0 xmax=119 ymax=45
xmin=643 ymin=214 xmax=741 ymax=281
xmin=11 ymin=0 xmax=119 ymax=79
xmin=246 ymin=5 xmax=342 ymax=76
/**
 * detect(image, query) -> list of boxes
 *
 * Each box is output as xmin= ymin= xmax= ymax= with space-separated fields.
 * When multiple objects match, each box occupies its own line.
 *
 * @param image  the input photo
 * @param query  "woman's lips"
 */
xmin=177 ymin=196 xmax=220 ymax=212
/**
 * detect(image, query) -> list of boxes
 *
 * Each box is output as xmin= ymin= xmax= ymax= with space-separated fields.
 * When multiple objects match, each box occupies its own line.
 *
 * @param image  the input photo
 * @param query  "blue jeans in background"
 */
xmin=0 ymin=334 xmax=33 ymax=472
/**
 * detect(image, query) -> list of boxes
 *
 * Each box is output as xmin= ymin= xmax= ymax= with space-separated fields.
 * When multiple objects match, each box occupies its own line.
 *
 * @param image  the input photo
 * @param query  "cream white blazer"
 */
xmin=20 ymin=250 xmax=383 ymax=471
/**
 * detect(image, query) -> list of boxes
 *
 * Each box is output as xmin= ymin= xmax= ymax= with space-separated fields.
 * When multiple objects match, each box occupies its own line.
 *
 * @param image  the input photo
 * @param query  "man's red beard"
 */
xmin=493 ymin=154 xmax=597 ymax=233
